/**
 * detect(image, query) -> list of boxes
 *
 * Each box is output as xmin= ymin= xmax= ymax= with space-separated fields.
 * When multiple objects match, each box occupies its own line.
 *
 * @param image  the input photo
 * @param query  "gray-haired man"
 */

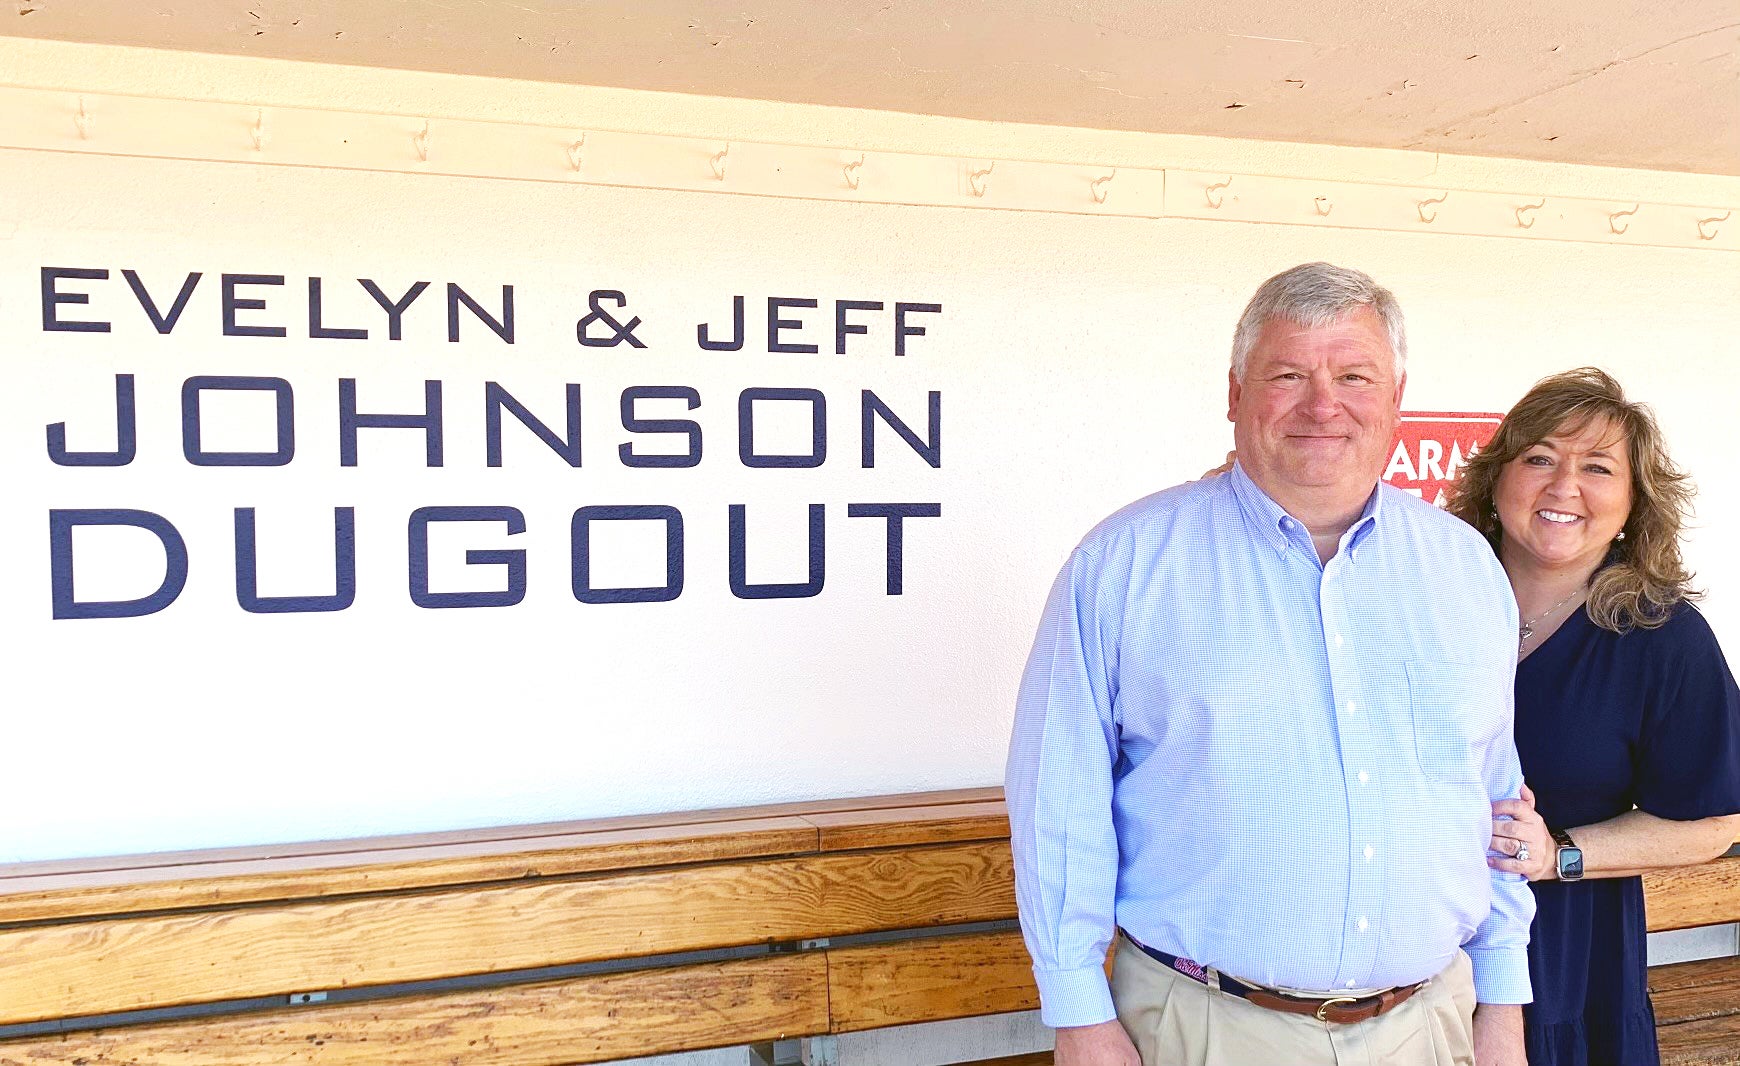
xmin=1006 ymin=262 xmax=1532 ymax=1065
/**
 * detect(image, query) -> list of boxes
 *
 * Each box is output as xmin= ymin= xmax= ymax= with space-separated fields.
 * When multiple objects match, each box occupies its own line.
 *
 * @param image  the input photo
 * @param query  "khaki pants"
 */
xmin=1109 ymin=934 xmax=1476 ymax=1066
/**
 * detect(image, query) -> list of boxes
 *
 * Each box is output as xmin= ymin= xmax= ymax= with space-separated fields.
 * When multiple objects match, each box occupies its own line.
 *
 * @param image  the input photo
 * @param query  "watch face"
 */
xmin=1559 ymin=847 xmax=1584 ymax=879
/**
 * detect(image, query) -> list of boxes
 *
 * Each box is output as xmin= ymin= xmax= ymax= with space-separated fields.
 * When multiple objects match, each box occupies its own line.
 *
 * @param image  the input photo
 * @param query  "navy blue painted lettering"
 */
xmin=860 ymin=390 xmax=941 ymax=468
xmin=834 ymin=299 xmax=883 ymax=354
xmin=408 ymin=506 xmax=527 ymax=608
xmin=47 ymin=373 xmax=136 ymax=467
xmin=235 ymin=507 xmax=356 ymax=613
xmin=49 ymin=509 xmax=188 ymax=619
xmin=339 ymin=379 xmax=444 ymax=467
xmin=894 ymin=301 xmax=942 ymax=356
xmin=847 ymin=503 xmax=941 ymax=595
xmin=697 ymin=295 xmax=745 ymax=351
xmin=620 ymin=386 xmax=702 ymax=468
xmin=182 ymin=376 xmax=296 ymax=466
xmin=485 ymin=382 xmax=582 ymax=467
xmin=739 ymin=387 xmax=826 ymax=469
xmin=308 ymin=277 xmax=368 ymax=340
xmin=767 ymin=298 xmax=819 ymax=354
xmin=221 ymin=274 xmax=288 ymax=338
xmin=571 ymin=505 xmax=684 ymax=604
xmin=359 ymin=279 xmax=431 ymax=340
xmin=122 ymin=270 xmax=201 ymax=334
xmin=41 ymin=267 xmax=110 ymax=333
xmin=447 ymin=283 xmax=514 ymax=343
xmin=728 ymin=504 xmax=825 ymax=600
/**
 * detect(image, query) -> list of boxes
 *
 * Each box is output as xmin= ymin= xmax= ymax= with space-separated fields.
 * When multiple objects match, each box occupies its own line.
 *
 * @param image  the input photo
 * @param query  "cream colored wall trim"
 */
xmin=3 ymin=85 xmax=1734 ymax=251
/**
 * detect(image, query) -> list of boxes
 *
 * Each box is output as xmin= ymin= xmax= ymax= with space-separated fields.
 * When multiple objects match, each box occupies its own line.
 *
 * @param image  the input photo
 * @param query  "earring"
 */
xmin=1615 ymin=530 xmax=1626 ymax=541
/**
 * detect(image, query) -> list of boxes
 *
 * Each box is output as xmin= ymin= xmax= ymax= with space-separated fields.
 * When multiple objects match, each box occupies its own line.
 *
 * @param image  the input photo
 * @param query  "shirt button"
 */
xmin=1357 ymin=917 xmax=1369 ymax=932
xmin=1346 ymin=980 xmax=1357 ymax=989
xmin=1345 ymin=700 xmax=1358 ymax=714
xmin=1358 ymin=771 xmax=1370 ymax=784
xmin=1364 ymin=845 xmax=1375 ymax=861
xmin=1335 ymin=633 xmax=1344 ymax=647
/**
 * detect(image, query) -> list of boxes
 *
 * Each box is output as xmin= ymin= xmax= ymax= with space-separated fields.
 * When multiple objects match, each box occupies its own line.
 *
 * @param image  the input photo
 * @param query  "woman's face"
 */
xmin=1493 ymin=416 xmax=1634 ymax=578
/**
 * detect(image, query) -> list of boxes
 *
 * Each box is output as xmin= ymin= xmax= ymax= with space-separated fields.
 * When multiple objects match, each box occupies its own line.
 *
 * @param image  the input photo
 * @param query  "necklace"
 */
xmin=1519 ymin=588 xmax=1586 ymax=647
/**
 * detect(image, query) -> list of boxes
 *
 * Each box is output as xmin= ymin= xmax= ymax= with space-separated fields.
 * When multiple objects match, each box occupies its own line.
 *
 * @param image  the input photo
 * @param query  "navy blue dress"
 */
xmin=1514 ymin=602 xmax=1740 ymax=1066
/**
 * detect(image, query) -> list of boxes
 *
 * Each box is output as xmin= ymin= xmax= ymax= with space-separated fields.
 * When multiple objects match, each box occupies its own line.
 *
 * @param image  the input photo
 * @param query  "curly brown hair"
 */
xmin=1445 ymin=367 xmax=1698 ymax=632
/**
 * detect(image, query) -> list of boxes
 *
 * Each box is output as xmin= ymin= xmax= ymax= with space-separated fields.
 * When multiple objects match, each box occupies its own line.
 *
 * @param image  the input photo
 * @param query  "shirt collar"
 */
xmin=1227 ymin=462 xmax=1383 ymax=559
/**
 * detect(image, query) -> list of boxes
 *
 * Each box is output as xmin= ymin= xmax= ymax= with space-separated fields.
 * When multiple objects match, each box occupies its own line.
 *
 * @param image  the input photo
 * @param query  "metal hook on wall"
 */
xmin=1609 ymin=204 xmax=1639 ymax=235
xmin=413 ymin=120 xmax=431 ymax=163
xmin=566 ymin=133 xmax=586 ymax=173
xmin=1313 ymin=195 xmax=1333 ymax=217
xmin=1090 ymin=169 xmax=1116 ymax=205
xmin=710 ymin=143 xmax=730 ymax=181
xmin=1417 ymin=191 xmax=1448 ymax=224
xmin=844 ymin=153 xmax=865 ymax=191
xmin=1515 ymin=198 xmax=1546 ymax=229
xmin=74 ymin=96 xmax=91 ymax=140
xmin=1696 ymin=211 xmax=1729 ymax=242
xmin=251 ymin=109 xmax=265 ymax=153
xmin=1205 ymin=177 xmax=1232 ymax=209
xmin=968 ymin=161 xmax=994 ymax=198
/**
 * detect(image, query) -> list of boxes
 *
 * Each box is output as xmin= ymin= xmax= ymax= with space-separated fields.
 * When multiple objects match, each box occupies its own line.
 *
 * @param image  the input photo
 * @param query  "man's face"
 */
xmin=1228 ymin=308 xmax=1405 ymax=502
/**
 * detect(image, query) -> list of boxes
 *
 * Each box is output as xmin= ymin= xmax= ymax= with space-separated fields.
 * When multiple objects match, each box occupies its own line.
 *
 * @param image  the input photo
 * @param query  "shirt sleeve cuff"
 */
xmin=1464 ymin=946 xmax=1532 ymax=1005
xmin=1034 ymin=964 xmax=1117 ymax=1028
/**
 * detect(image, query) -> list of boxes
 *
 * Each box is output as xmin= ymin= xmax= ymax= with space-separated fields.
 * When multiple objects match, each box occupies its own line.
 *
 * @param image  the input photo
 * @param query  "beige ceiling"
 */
xmin=5 ymin=1 xmax=1738 ymax=175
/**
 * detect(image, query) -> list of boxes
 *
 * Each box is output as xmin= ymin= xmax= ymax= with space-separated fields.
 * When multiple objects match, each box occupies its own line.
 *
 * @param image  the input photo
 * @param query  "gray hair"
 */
xmin=1229 ymin=262 xmax=1407 ymax=381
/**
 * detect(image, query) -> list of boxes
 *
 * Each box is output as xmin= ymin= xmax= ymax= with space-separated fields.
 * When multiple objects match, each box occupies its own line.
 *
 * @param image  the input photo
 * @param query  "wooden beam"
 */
xmin=0 ymin=841 xmax=1015 ymax=1025
xmin=0 ymin=789 xmax=1007 ymax=923
xmin=807 ymin=802 xmax=1011 ymax=852
xmin=0 ymin=953 xmax=828 ymax=1066
xmin=1646 ymin=856 xmax=1740 ymax=932
xmin=0 ymin=787 xmax=1002 ymax=881
xmin=0 ymin=818 xmax=818 ymax=925
xmin=826 ymin=930 xmax=1038 ymax=1032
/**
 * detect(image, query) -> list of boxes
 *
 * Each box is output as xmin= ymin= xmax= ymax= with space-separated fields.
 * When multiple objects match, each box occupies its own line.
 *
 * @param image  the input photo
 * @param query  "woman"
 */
xmin=1447 ymin=367 xmax=1740 ymax=1066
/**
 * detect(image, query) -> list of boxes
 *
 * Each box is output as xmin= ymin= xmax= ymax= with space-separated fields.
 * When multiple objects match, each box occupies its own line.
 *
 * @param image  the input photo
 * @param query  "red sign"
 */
xmin=1388 ymin=411 xmax=1505 ymax=507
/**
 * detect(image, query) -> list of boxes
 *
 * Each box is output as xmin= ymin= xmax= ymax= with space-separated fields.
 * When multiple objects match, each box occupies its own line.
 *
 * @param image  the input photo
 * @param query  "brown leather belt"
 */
xmin=1123 ymin=932 xmax=1428 ymax=1024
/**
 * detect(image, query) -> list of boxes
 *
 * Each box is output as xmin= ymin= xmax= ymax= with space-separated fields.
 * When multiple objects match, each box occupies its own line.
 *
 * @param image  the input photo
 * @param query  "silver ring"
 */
xmin=1515 ymin=843 xmax=1531 ymax=863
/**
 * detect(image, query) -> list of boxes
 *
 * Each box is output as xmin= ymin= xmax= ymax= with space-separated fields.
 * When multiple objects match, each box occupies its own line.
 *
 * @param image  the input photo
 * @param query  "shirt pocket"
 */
xmin=1405 ymin=661 xmax=1506 ymax=786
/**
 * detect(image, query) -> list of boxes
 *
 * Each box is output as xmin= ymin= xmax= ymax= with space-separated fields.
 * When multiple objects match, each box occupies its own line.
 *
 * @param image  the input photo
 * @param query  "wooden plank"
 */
xmin=0 ymin=953 xmax=828 ymax=1066
xmin=827 ymin=930 xmax=1038 ymax=1032
xmin=0 ymin=787 xmax=1001 ymax=881
xmin=807 ymin=802 xmax=1011 ymax=852
xmin=1659 ymin=1013 xmax=1740 ymax=1066
xmin=1652 ymin=957 xmax=1740 ymax=997
xmin=1646 ymin=857 xmax=1740 ymax=932
xmin=1651 ymin=958 xmax=1740 ymax=1026
xmin=0 ymin=841 xmax=1015 ymax=1025
xmin=0 ymin=818 xmax=819 ymax=925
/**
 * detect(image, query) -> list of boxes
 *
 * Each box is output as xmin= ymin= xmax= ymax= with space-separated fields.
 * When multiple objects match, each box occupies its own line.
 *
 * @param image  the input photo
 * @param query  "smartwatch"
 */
xmin=1551 ymin=827 xmax=1584 ymax=882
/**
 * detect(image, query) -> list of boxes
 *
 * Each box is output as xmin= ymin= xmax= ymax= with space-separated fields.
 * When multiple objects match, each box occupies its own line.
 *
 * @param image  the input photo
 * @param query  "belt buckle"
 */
xmin=1314 ymin=996 xmax=1360 ymax=1022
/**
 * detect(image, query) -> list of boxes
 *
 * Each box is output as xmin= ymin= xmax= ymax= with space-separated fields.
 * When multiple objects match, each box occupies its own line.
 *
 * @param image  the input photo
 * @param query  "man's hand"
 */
xmin=1471 ymin=1003 xmax=1527 ymax=1066
xmin=1054 ymin=1018 xmax=1141 ymax=1065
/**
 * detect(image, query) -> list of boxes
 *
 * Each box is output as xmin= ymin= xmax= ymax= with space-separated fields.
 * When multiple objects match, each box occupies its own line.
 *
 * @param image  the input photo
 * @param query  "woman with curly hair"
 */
xmin=1448 ymin=367 xmax=1740 ymax=1066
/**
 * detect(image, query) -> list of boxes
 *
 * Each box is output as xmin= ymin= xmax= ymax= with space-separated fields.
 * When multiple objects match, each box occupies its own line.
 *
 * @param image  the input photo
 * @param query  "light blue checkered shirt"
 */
xmin=1006 ymin=463 xmax=1533 ymax=1028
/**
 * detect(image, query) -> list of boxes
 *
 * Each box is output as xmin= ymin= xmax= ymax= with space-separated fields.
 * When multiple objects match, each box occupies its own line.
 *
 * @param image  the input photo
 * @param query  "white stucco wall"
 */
xmin=1 ymin=39 xmax=1736 ymax=868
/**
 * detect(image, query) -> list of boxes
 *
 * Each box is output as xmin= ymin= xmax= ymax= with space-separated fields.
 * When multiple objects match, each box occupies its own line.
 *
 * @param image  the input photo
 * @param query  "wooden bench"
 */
xmin=0 ymin=788 xmax=1044 ymax=1065
xmin=0 ymin=789 xmax=1732 ymax=1065
xmin=1648 ymin=842 xmax=1740 ymax=1065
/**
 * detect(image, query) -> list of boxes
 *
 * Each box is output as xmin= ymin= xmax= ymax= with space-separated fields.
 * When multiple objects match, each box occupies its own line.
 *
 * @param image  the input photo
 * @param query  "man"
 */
xmin=1005 ymin=262 xmax=1532 ymax=1066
